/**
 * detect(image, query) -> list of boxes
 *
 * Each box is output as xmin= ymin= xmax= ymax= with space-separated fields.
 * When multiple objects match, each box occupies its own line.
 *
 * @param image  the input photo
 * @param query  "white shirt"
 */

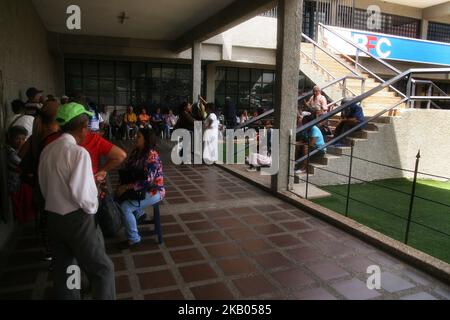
xmin=38 ymin=133 xmax=98 ymax=215
xmin=6 ymin=114 xmax=35 ymax=139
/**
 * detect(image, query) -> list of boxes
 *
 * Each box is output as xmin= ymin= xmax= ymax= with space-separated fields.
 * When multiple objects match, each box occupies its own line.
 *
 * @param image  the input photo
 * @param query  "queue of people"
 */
xmin=5 ymin=89 xmax=168 ymax=300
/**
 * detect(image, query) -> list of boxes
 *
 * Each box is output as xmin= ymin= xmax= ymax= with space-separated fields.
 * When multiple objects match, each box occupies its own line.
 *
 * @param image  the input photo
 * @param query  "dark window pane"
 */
xmin=251 ymin=69 xmax=262 ymax=83
xmin=99 ymin=61 xmax=114 ymax=77
xmin=226 ymin=82 xmax=238 ymax=95
xmin=216 ymin=67 xmax=226 ymax=82
xmin=239 ymin=68 xmax=250 ymax=81
xmin=84 ymin=77 xmax=98 ymax=91
xmin=116 ymin=91 xmax=130 ymax=106
xmin=83 ymin=61 xmax=98 ymax=77
xmin=227 ymin=68 xmax=238 ymax=81
xmin=116 ymin=62 xmax=130 ymax=78
xmin=239 ymin=82 xmax=250 ymax=95
xmin=216 ymin=81 xmax=226 ymax=94
xmin=116 ymin=78 xmax=130 ymax=91
xmin=67 ymin=77 xmax=82 ymax=91
xmin=85 ymin=91 xmax=98 ymax=103
xmin=99 ymin=92 xmax=114 ymax=105
xmin=162 ymin=65 xmax=176 ymax=79
xmin=99 ymin=79 xmax=114 ymax=91
xmin=131 ymin=62 xmax=146 ymax=77
xmin=151 ymin=65 xmax=161 ymax=78
xmin=66 ymin=60 xmax=81 ymax=76
xmin=177 ymin=66 xmax=190 ymax=80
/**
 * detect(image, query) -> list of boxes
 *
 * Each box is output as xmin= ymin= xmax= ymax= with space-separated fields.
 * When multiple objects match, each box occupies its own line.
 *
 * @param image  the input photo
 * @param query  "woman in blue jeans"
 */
xmin=116 ymin=128 xmax=165 ymax=248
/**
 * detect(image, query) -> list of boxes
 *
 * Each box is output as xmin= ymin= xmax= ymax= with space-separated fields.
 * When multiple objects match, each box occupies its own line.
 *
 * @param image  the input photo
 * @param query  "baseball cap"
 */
xmin=56 ymin=102 xmax=93 ymax=126
xmin=26 ymin=87 xmax=43 ymax=99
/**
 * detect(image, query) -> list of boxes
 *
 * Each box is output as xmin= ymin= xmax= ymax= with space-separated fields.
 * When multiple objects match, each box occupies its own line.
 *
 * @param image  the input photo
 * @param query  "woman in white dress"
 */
xmin=203 ymin=103 xmax=219 ymax=164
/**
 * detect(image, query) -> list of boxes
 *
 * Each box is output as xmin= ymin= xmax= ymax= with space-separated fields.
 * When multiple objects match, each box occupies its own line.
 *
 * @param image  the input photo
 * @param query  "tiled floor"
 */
xmin=0 ymin=140 xmax=449 ymax=300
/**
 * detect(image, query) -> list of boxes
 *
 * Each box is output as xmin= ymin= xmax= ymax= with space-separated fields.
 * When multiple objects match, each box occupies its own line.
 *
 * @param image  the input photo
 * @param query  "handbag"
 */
xmin=97 ymin=185 xmax=123 ymax=238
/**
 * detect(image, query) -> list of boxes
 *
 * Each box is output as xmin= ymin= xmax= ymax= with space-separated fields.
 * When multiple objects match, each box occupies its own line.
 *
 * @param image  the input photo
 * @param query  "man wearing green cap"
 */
xmin=38 ymin=102 xmax=115 ymax=300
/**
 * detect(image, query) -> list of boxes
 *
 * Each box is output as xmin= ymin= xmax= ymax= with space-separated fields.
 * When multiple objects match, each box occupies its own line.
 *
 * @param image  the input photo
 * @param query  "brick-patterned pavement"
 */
xmin=0 ymin=140 xmax=449 ymax=300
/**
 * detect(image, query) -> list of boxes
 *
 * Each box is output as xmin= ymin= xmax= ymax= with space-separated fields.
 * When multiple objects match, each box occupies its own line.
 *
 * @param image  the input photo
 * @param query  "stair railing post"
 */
xmin=342 ymin=77 xmax=347 ymax=98
xmin=406 ymin=75 xmax=412 ymax=108
xmin=355 ymin=48 xmax=359 ymax=70
xmin=288 ymin=130 xmax=295 ymax=191
xmin=312 ymin=43 xmax=317 ymax=64
xmin=305 ymin=135 xmax=310 ymax=200
xmin=404 ymin=150 xmax=421 ymax=244
xmin=427 ymin=83 xmax=432 ymax=109
xmin=345 ymin=140 xmax=354 ymax=217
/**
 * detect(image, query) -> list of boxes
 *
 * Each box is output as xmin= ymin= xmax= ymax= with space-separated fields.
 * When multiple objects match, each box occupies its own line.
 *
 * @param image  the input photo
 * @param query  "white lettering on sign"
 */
xmin=376 ymin=37 xmax=392 ymax=58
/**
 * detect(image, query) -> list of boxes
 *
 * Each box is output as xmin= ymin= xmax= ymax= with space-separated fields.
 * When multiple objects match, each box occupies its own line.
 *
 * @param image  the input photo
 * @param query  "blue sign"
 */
xmin=349 ymin=29 xmax=450 ymax=66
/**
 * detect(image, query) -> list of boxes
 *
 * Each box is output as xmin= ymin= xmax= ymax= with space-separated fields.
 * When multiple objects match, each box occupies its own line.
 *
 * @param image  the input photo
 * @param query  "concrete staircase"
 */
xmin=295 ymin=115 xmax=405 ymax=188
xmin=300 ymin=42 xmax=405 ymax=116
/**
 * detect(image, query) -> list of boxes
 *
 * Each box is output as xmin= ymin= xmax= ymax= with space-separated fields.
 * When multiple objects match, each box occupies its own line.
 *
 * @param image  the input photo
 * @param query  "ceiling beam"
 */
xmin=423 ymin=1 xmax=450 ymax=20
xmin=172 ymin=0 xmax=277 ymax=53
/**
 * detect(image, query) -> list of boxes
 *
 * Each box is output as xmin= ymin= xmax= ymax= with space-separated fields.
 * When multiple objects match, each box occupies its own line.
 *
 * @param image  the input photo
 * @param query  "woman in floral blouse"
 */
xmin=117 ymin=128 xmax=165 ymax=247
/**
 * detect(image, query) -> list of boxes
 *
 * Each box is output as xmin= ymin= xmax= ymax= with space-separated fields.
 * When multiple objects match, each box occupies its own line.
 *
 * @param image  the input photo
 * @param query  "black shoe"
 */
xmin=118 ymin=240 xmax=141 ymax=250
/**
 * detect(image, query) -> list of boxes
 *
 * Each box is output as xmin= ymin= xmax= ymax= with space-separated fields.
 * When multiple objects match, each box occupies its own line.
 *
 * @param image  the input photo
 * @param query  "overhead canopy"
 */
xmin=32 ymin=0 xmax=276 ymax=52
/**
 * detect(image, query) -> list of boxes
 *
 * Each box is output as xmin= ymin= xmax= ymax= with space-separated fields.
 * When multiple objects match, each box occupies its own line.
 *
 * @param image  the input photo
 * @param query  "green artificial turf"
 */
xmin=312 ymin=178 xmax=450 ymax=263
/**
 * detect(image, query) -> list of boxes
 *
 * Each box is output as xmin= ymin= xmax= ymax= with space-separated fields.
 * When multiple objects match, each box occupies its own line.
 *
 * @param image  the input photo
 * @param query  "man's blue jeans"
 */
xmin=120 ymin=191 xmax=161 ymax=244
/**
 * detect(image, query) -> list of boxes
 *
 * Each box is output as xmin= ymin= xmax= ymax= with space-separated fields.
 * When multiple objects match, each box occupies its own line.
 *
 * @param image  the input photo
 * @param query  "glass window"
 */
xmin=99 ymin=79 xmax=114 ymax=92
xmin=99 ymin=61 xmax=114 ymax=77
xmin=131 ymin=62 xmax=146 ymax=77
xmin=151 ymin=65 xmax=161 ymax=78
xmin=66 ymin=60 xmax=82 ymax=76
xmin=262 ymin=71 xmax=274 ymax=83
xmin=84 ymin=77 xmax=98 ymax=91
xmin=116 ymin=91 xmax=130 ymax=106
xmin=83 ymin=61 xmax=98 ymax=77
xmin=227 ymin=68 xmax=238 ymax=81
xmin=162 ymin=65 xmax=176 ymax=79
xmin=116 ymin=62 xmax=130 ymax=78
xmin=428 ymin=22 xmax=450 ymax=43
xmin=176 ymin=66 xmax=191 ymax=80
xmin=239 ymin=68 xmax=250 ymax=82
xmin=226 ymin=82 xmax=238 ymax=95
xmin=216 ymin=67 xmax=226 ymax=82
xmin=251 ymin=69 xmax=262 ymax=83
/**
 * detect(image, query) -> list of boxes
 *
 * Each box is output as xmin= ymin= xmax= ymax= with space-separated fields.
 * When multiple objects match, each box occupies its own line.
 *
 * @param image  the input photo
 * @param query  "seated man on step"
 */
xmin=333 ymin=98 xmax=365 ymax=146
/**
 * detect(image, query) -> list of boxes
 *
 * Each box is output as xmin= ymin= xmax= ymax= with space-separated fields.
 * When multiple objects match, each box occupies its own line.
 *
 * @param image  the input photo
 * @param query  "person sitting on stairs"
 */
xmin=295 ymin=115 xmax=326 ymax=174
xmin=333 ymin=98 xmax=365 ymax=147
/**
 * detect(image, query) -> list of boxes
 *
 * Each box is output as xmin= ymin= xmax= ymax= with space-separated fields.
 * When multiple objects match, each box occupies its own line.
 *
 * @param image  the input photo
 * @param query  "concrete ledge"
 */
xmin=216 ymin=163 xmax=450 ymax=285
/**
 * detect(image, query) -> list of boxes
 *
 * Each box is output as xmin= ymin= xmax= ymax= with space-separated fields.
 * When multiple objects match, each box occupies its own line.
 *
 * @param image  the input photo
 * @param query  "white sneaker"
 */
xmin=295 ymin=169 xmax=306 ymax=174
xmin=246 ymin=167 xmax=257 ymax=172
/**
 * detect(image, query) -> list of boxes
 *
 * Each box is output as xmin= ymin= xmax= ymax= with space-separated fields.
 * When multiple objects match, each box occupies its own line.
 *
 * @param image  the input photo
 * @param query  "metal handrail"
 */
xmin=318 ymin=23 xmax=407 ymax=99
xmin=319 ymin=23 xmax=450 ymax=104
xmin=235 ymin=75 xmax=365 ymax=129
xmin=319 ymin=23 xmax=402 ymax=74
xmin=294 ymin=98 xmax=408 ymax=164
xmin=301 ymin=33 xmax=361 ymax=78
xmin=411 ymin=79 xmax=449 ymax=97
xmin=295 ymin=68 xmax=450 ymax=136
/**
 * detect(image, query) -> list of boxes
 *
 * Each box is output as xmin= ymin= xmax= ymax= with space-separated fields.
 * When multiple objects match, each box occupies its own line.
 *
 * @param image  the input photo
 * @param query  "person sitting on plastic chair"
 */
xmin=124 ymin=106 xmax=138 ymax=140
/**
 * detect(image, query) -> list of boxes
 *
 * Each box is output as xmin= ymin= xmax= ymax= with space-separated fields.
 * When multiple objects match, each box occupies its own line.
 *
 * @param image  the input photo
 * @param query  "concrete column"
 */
xmin=206 ymin=63 xmax=216 ymax=102
xmin=271 ymin=0 xmax=302 ymax=193
xmin=191 ymin=41 xmax=202 ymax=103
xmin=420 ymin=19 xmax=429 ymax=40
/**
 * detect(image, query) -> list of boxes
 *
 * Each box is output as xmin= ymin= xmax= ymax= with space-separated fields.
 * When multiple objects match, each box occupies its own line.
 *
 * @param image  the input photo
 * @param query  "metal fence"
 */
xmin=293 ymin=140 xmax=450 ymax=263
